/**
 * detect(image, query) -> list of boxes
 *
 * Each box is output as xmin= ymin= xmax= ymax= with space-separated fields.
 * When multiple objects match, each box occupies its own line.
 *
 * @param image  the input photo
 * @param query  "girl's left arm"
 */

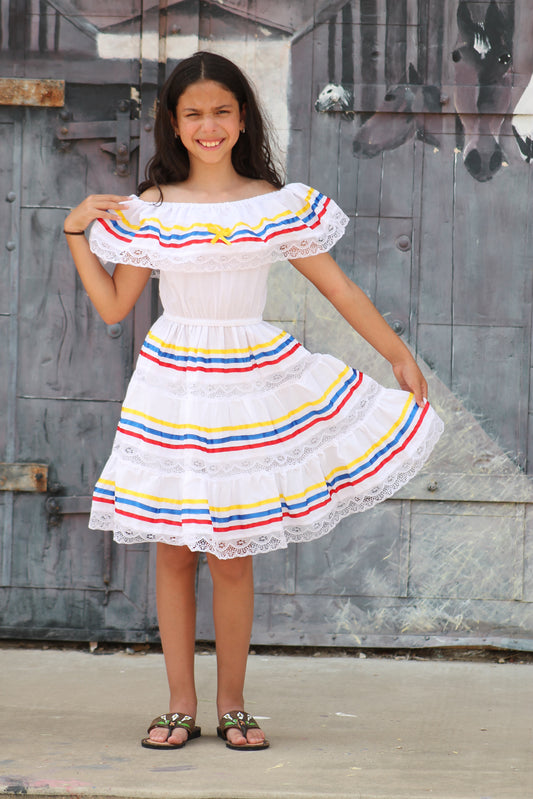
xmin=289 ymin=252 xmax=428 ymax=406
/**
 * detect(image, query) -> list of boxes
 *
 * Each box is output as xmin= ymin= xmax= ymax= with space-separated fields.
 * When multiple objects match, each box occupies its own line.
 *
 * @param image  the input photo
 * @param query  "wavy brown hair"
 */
xmin=138 ymin=51 xmax=284 ymax=198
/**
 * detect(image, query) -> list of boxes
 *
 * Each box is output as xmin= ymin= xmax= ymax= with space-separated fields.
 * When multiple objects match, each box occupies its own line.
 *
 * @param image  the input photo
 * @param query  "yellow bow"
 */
xmin=206 ymin=224 xmax=232 ymax=245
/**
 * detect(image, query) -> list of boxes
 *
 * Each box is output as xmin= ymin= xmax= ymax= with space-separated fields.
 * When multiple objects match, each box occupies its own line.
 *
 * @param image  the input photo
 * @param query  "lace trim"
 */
xmin=89 ymin=414 xmax=444 ymax=559
xmin=89 ymin=208 xmax=348 ymax=272
xmin=108 ymin=380 xmax=382 ymax=477
xmin=130 ymin=350 xmax=312 ymax=399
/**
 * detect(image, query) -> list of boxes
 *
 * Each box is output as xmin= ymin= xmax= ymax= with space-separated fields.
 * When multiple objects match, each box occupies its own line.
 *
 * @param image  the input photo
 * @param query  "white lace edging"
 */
xmin=88 ymin=208 xmax=348 ymax=272
xmin=88 ymin=414 xmax=444 ymax=558
xmin=130 ymin=350 xmax=313 ymax=399
xmin=107 ymin=380 xmax=382 ymax=477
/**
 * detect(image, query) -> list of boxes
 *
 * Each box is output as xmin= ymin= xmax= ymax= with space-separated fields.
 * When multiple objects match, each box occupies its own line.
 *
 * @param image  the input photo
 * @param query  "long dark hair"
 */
xmin=138 ymin=51 xmax=284 ymax=197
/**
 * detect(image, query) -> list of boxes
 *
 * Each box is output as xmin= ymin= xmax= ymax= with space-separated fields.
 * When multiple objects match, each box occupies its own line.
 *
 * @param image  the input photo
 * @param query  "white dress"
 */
xmin=88 ymin=183 xmax=443 ymax=559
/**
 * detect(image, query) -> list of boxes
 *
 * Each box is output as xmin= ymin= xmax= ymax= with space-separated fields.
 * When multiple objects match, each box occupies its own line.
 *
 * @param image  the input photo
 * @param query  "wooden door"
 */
xmin=0 ymin=0 xmax=157 ymax=640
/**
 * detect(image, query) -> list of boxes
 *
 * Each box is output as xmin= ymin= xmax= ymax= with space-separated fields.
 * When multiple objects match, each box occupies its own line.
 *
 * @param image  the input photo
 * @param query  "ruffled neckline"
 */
xmin=89 ymin=182 xmax=349 ymax=272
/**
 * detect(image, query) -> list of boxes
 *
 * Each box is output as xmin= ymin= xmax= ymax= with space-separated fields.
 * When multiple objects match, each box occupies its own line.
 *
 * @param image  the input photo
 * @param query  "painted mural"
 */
xmin=312 ymin=0 xmax=533 ymax=183
xmin=2 ymin=0 xmax=533 ymax=648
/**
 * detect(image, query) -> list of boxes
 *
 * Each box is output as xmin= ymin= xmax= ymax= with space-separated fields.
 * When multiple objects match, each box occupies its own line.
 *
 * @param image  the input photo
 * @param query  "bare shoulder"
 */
xmin=247 ymin=179 xmax=280 ymax=198
xmin=138 ymin=186 xmax=164 ymax=202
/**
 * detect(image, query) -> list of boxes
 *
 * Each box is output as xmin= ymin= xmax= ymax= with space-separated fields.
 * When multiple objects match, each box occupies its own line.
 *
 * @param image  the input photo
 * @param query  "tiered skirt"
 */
xmin=89 ymin=314 xmax=443 ymax=558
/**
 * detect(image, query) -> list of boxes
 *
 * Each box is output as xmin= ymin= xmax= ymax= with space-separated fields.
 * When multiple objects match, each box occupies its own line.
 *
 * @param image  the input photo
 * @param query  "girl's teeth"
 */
xmin=200 ymin=140 xmax=221 ymax=148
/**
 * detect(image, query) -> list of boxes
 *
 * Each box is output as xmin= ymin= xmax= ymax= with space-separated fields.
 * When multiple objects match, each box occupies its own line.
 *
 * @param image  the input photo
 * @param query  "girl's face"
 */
xmin=172 ymin=80 xmax=245 ymax=167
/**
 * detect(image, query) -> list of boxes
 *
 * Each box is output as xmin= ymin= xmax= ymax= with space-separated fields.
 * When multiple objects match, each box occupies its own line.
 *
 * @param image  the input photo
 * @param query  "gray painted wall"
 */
xmin=1 ymin=0 xmax=532 ymax=649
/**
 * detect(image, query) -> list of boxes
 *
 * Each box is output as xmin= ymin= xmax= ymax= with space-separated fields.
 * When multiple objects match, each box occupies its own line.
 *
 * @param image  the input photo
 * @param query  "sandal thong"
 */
xmin=141 ymin=712 xmax=201 ymax=749
xmin=217 ymin=710 xmax=270 ymax=750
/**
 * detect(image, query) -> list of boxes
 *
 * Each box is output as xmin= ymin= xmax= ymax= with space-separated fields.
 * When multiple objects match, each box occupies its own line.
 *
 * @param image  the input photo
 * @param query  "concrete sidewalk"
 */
xmin=0 ymin=648 xmax=531 ymax=799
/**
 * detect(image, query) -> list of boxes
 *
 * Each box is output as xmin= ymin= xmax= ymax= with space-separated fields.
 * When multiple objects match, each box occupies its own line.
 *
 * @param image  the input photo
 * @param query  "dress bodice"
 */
xmin=159 ymin=266 xmax=270 ymax=324
xmin=89 ymin=182 xmax=349 ymax=324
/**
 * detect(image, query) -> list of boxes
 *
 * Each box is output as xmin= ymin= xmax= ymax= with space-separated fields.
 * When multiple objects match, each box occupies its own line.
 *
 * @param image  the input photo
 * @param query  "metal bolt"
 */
xmin=427 ymin=480 xmax=438 ymax=492
xmin=395 ymin=235 xmax=411 ymax=251
xmin=117 ymin=143 xmax=128 ymax=155
xmin=6 ymin=241 xmax=16 ymax=251
xmin=59 ymin=110 xmax=70 ymax=120
xmin=60 ymin=126 xmax=69 ymax=135
xmin=6 ymin=191 xmax=16 ymax=202
xmin=107 ymin=323 xmax=123 ymax=338
xmin=391 ymin=320 xmax=405 ymax=335
xmin=144 ymin=123 xmax=152 ymax=132
xmin=118 ymin=100 xmax=129 ymax=112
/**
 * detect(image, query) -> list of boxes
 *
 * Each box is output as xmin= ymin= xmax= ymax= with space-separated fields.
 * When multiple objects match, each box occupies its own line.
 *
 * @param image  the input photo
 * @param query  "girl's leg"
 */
xmin=207 ymin=553 xmax=265 ymax=746
xmin=149 ymin=543 xmax=199 ymax=745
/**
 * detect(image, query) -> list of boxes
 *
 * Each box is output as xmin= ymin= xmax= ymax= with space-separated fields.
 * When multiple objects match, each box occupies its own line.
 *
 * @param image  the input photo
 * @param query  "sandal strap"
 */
xmin=147 ymin=712 xmax=195 ymax=735
xmin=219 ymin=710 xmax=260 ymax=738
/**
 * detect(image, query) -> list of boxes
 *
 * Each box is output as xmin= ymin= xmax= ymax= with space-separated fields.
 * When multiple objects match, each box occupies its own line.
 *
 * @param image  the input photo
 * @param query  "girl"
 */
xmin=64 ymin=51 xmax=443 ymax=751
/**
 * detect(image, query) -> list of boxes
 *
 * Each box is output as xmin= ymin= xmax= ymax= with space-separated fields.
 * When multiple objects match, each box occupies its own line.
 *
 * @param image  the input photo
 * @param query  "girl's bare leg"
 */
xmin=149 ymin=543 xmax=199 ymax=745
xmin=207 ymin=553 xmax=265 ymax=746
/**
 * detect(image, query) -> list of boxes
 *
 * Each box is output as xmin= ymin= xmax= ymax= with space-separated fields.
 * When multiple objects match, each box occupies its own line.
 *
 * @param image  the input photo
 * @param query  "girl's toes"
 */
xmin=247 ymin=729 xmax=265 ymax=745
xmin=167 ymin=728 xmax=188 ymax=746
xmin=149 ymin=727 xmax=170 ymax=743
xmin=226 ymin=728 xmax=247 ymax=747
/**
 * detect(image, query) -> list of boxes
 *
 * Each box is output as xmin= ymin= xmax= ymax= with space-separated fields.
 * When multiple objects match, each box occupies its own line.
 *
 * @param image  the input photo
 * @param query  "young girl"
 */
xmin=64 ymin=51 xmax=443 ymax=751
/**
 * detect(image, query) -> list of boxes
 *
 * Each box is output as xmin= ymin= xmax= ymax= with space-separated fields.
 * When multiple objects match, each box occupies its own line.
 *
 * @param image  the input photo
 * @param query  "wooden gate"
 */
xmin=1 ymin=0 xmax=532 ymax=649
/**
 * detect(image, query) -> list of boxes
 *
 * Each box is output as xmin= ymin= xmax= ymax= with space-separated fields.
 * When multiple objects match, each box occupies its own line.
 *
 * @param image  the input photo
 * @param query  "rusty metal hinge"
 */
xmin=45 ymin=495 xmax=91 ymax=526
xmin=0 ymin=463 xmax=48 ymax=492
xmin=0 ymin=78 xmax=64 ymax=107
xmin=56 ymin=100 xmax=140 ymax=176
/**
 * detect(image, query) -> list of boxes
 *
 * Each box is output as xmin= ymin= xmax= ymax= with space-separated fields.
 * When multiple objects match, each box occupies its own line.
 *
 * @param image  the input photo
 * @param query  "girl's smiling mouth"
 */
xmin=197 ymin=138 xmax=224 ymax=149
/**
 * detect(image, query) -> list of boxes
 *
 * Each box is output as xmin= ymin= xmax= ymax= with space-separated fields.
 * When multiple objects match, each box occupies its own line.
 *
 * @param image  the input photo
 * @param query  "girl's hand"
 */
xmin=392 ymin=358 xmax=428 ymax=408
xmin=64 ymin=194 xmax=131 ymax=233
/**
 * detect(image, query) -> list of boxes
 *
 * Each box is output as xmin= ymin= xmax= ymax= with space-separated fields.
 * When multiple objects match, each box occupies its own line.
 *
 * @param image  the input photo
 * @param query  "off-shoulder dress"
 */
xmin=88 ymin=183 xmax=443 ymax=559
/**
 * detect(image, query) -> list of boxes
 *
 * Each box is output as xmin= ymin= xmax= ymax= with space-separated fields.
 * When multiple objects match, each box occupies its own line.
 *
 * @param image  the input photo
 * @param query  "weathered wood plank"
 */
xmin=452 ymin=325 xmax=526 ymax=464
xmin=375 ymin=216 xmax=414 ymax=335
xmin=0 ymin=122 xmax=15 ymax=317
xmin=452 ymin=157 xmax=529 ymax=327
xmin=18 ymin=208 xmax=134 ymax=401
xmin=16 ymin=398 xmax=121 ymax=496
xmin=418 ymin=137 xmax=454 ymax=325
xmin=295 ymin=502 xmax=404 ymax=598
xmin=409 ymin=501 xmax=524 ymax=601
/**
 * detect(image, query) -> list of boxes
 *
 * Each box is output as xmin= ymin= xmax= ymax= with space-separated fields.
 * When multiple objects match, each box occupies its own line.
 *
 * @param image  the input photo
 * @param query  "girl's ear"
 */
xmin=240 ymin=102 xmax=247 ymax=129
xmin=168 ymin=110 xmax=178 ymax=136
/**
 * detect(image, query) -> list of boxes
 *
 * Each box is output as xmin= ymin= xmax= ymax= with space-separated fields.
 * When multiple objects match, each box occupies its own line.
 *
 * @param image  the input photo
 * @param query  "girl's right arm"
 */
xmin=64 ymin=194 xmax=152 ymax=325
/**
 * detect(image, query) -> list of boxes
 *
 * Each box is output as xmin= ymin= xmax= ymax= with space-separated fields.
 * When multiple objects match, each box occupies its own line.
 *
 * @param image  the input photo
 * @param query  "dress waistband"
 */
xmin=163 ymin=313 xmax=263 ymax=327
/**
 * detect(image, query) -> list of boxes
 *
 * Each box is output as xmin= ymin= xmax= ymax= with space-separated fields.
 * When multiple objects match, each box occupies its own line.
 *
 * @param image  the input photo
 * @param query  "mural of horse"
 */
xmin=452 ymin=0 xmax=514 ymax=181
xmin=352 ymin=63 xmax=441 ymax=158
xmin=311 ymin=0 xmax=525 ymax=182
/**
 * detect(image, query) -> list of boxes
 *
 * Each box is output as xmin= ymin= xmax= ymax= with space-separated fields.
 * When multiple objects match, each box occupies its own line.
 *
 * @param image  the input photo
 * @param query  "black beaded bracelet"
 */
xmin=63 ymin=229 xmax=86 ymax=235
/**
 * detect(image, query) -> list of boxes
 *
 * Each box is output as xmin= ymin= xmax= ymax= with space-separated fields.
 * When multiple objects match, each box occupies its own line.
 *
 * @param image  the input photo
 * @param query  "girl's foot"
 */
xmin=147 ymin=708 xmax=198 ymax=747
xmin=217 ymin=710 xmax=269 ymax=749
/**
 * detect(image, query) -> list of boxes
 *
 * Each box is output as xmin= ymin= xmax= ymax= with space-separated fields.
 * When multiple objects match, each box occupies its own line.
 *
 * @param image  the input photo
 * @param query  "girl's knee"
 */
xmin=207 ymin=553 xmax=253 ymax=583
xmin=157 ymin=543 xmax=198 ymax=574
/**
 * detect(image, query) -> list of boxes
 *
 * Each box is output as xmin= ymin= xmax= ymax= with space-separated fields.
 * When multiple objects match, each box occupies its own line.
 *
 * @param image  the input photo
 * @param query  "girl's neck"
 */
xmin=183 ymin=161 xmax=252 ymax=202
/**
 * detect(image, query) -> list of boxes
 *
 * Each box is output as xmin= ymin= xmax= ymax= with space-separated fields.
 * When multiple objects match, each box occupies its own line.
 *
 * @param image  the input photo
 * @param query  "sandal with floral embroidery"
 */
xmin=141 ymin=712 xmax=201 ymax=749
xmin=217 ymin=710 xmax=270 ymax=750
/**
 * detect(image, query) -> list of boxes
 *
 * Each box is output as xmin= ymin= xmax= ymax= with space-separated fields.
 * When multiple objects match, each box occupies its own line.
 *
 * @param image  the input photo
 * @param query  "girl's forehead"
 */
xmin=177 ymin=80 xmax=238 ymax=108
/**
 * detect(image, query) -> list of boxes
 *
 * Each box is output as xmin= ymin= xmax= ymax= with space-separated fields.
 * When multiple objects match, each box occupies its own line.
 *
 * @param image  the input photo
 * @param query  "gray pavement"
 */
xmin=0 ymin=647 xmax=531 ymax=799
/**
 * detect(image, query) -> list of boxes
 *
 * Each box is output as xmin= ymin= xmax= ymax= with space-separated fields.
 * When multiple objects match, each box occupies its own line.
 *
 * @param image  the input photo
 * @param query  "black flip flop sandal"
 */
xmin=141 ymin=712 xmax=201 ymax=749
xmin=217 ymin=710 xmax=270 ymax=750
